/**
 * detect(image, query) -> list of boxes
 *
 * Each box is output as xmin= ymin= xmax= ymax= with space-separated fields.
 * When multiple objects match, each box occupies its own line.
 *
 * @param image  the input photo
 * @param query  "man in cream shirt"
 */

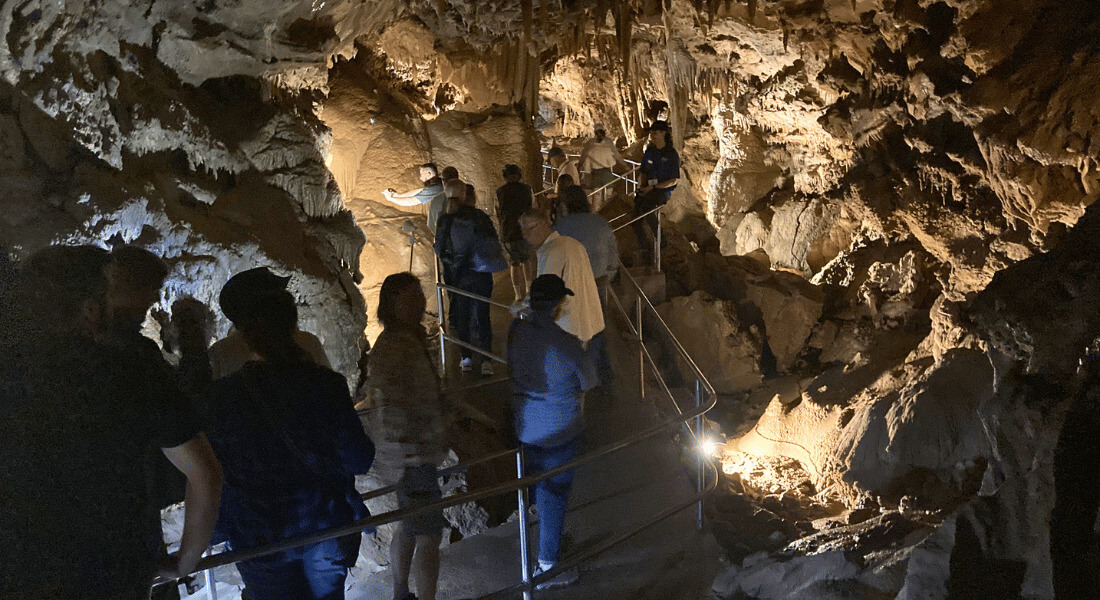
xmin=519 ymin=210 xmax=604 ymax=348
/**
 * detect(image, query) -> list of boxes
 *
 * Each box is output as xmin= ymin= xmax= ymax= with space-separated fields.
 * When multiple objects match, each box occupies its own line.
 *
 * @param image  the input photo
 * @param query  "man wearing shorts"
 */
xmin=495 ymin=163 xmax=534 ymax=302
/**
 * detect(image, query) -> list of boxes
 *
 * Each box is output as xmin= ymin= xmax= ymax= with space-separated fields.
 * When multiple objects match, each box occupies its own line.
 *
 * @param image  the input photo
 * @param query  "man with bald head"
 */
xmin=519 ymin=210 xmax=604 ymax=349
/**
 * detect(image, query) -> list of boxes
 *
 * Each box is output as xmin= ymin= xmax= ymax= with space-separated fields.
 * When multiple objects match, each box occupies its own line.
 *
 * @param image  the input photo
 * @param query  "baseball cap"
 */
xmin=219 ymin=266 xmax=290 ymax=324
xmin=648 ymin=120 xmax=670 ymax=132
xmin=529 ymin=274 xmax=574 ymax=304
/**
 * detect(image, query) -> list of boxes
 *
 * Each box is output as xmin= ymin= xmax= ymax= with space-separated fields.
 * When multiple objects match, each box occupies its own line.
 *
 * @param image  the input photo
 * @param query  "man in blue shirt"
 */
xmin=632 ymin=121 xmax=680 ymax=265
xmin=508 ymin=274 xmax=597 ymax=589
xmin=553 ymin=185 xmax=617 ymax=387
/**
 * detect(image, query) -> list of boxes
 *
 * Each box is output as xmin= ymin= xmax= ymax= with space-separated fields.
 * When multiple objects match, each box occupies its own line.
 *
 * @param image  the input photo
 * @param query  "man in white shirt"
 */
xmin=519 ymin=210 xmax=604 ymax=347
xmin=579 ymin=124 xmax=625 ymax=211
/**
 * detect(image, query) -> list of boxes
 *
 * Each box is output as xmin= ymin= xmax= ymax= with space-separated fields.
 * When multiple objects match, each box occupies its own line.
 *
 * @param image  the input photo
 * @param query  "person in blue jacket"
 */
xmin=632 ymin=120 xmax=680 ymax=264
xmin=206 ymin=287 xmax=374 ymax=600
xmin=507 ymin=274 xmax=597 ymax=590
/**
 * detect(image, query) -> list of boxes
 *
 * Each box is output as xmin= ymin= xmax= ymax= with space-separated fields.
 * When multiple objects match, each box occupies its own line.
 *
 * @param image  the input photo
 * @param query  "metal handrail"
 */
xmin=479 ymin=463 xmax=719 ymax=599
xmin=608 ymin=286 xmax=697 ymax=442
xmin=618 ymin=266 xmax=716 ymax=397
xmin=180 ymin=387 xmax=717 ymax=576
xmin=170 ymin=223 xmax=717 ymax=598
xmin=435 ymin=283 xmax=512 ymax=367
xmin=611 ymin=204 xmax=663 ymax=232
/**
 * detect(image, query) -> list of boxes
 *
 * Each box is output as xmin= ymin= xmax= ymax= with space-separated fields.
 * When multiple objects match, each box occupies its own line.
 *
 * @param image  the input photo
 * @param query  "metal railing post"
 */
xmin=516 ymin=448 xmax=533 ymax=600
xmin=695 ymin=379 xmax=703 ymax=531
xmin=435 ymin=279 xmax=447 ymax=371
xmin=655 ymin=209 xmax=662 ymax=272
xmin=636 ymin=298 xmax=645 ymax=401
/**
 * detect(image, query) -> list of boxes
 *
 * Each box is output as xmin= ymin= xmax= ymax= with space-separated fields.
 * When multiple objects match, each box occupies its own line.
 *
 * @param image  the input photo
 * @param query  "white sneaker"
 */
xmin=481 ymin=362 xmax=494 ymax=376
xmin=459 ymin=357 xmax=473 ymax=372
xmin=533 ymin=561 xmax=578 ymax=590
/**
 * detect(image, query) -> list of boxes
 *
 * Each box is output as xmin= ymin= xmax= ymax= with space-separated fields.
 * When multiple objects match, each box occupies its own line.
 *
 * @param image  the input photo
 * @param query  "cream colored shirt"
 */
xmin=208 ymin=328 xmax=331 ymax=380
xmin=536 ymin=231 xmax=605 ymax=344
xmin=582 ymin=138 xmax=623 ymax=171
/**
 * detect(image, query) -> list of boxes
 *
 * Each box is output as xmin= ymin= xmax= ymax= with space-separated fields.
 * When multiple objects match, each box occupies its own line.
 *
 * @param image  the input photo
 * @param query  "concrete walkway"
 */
xmin=346 ymin=311 xmax=723 ymax=600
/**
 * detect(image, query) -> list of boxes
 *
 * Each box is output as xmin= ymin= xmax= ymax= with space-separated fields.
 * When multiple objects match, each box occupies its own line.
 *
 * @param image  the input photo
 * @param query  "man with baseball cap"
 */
xmin=507 ymin=274 xmax=597 ymax=589
xmin=209 ymin=267 xmax=330 ymax=380
xmin=632 ymin=120 xmax=680 ymax=265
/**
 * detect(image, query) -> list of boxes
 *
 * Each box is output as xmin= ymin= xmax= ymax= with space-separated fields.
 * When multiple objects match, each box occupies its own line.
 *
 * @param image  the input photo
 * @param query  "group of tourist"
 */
xmin=0 ymin=119 xmax=681 ymax=600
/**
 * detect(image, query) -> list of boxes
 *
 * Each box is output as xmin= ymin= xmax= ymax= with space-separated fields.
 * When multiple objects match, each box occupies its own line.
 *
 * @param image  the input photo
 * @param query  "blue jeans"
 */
xmin=450 ymin=270 xmax=493 ymax=360
xmin=235 ymin=533 xmax=360 ymax=600
xmin=524 ymin=437 xmax=581 ymax=563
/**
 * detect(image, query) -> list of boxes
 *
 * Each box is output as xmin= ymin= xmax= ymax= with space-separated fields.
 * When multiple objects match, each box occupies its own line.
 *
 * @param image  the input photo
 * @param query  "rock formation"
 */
xmin=2 ymin=0 xmax=1099 ymax=597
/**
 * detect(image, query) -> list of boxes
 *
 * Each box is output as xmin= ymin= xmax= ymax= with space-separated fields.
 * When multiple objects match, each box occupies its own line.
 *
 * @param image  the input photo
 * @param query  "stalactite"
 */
xmin=748 ymin=0 xmax=757 ymax=23
xmin=520 ymin=0 xmax=533 ymax=119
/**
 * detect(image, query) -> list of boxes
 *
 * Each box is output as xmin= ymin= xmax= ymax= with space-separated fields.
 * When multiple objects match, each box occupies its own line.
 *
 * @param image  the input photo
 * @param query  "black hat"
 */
xmin=648 ymin=120 xmax=671 ymax=132
xmin=219 ymin=266 xmax=290 ymax=324
xmin=530 ymin=274 xmax=574 ymax=304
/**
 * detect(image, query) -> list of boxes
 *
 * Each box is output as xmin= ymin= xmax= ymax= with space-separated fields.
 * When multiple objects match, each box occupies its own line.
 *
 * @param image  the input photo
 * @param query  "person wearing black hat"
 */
xmin=507 ymin=274 xmax=597 ymax=590
xmin=632 ymin=120 xmax=680 ymax=265
xmin=209 ymin=267 xmax=330 ymax=380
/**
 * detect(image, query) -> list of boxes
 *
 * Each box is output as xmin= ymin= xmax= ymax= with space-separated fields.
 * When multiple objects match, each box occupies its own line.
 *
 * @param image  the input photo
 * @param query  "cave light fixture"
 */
xmin=698 ymin=437 xmax=722 ymax=458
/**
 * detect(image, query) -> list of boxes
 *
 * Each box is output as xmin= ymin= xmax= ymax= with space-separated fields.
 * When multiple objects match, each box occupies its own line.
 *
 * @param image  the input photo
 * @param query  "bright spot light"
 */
xmin=699 ymin=438 xmax=721 ymax=458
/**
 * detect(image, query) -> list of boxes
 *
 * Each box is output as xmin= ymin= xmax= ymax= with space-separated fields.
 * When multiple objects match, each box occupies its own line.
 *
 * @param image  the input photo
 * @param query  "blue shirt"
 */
xmin=641 ymin=144 xmax=680 ymax=190
xmin=508 ymin=310 xmax=597 ymax=448
xmin=553 ymin=213 xmax=618 ymax=280
xmin=207 ymin=362 xmax=374 ymax=550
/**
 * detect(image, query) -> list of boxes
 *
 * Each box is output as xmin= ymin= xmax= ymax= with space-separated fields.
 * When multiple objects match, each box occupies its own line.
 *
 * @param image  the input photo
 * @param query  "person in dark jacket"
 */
xmin=435 ymin=180 xmax=504 ymax=376
xmin=205 ymin=288 xmax=374 ymax=600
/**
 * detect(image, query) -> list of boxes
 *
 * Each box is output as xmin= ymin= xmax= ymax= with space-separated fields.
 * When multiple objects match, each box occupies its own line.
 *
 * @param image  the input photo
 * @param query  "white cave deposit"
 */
xmin=3 ymin=0 xmax=1100 ymax=599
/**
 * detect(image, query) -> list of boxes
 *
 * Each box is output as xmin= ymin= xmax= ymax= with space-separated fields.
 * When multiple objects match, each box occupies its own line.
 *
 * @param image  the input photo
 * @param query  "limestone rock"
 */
xmin=720 ymin=198 xmax=860 ymax=276
xmin=656 ymin=290 xmax=763 ymax=395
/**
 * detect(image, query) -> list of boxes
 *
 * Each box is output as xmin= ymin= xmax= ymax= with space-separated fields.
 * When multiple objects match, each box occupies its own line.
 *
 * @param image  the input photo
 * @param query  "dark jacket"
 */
xmin=435 ymin=205 xmax=502 ymax=282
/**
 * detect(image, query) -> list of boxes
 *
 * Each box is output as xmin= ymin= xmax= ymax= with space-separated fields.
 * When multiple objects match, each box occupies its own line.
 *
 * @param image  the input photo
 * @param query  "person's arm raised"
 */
xmin=161 ymin=434 xmax=222 ymax=577
xmin=382 ymin=186 xmax=428 ymax=206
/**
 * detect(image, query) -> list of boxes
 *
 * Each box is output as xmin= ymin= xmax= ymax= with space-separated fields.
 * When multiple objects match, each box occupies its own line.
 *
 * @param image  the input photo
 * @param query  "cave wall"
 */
xmin=3 ymin=0 xmax=1100 ymax=597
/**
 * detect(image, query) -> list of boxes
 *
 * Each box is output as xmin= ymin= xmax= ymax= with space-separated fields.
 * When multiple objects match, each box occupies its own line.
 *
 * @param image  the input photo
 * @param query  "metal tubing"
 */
xmin=182 ymin=395 xmax=717 ymax=576
xmin=655 ymin=209 xmax=662 ymax=272
xmin=618 ymin=265 xmax=716 ymax=397
xmin=356 ymin=447 xmax=520 ymax=502
xmin=437 ymin=283 xmax=514 ymax=311
xmin=610 ymin=204 xmax=664 ymax=233
xmin=695 ymin=379 xmax=703 ymax=531
xmin=440 ymin=333 xmax=507 ymax=364
xmin=637 ymin=298 xmax=645 ymax=401
xmin=435 ymin=271 xmax=447 ymax=370
xmin=203 ymin=567 xmax=217 ymax=600
xmin=516 ymin=449 xmax=533 ymax=600
xmin=479 ymin=459 xmax=720 ymax=600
